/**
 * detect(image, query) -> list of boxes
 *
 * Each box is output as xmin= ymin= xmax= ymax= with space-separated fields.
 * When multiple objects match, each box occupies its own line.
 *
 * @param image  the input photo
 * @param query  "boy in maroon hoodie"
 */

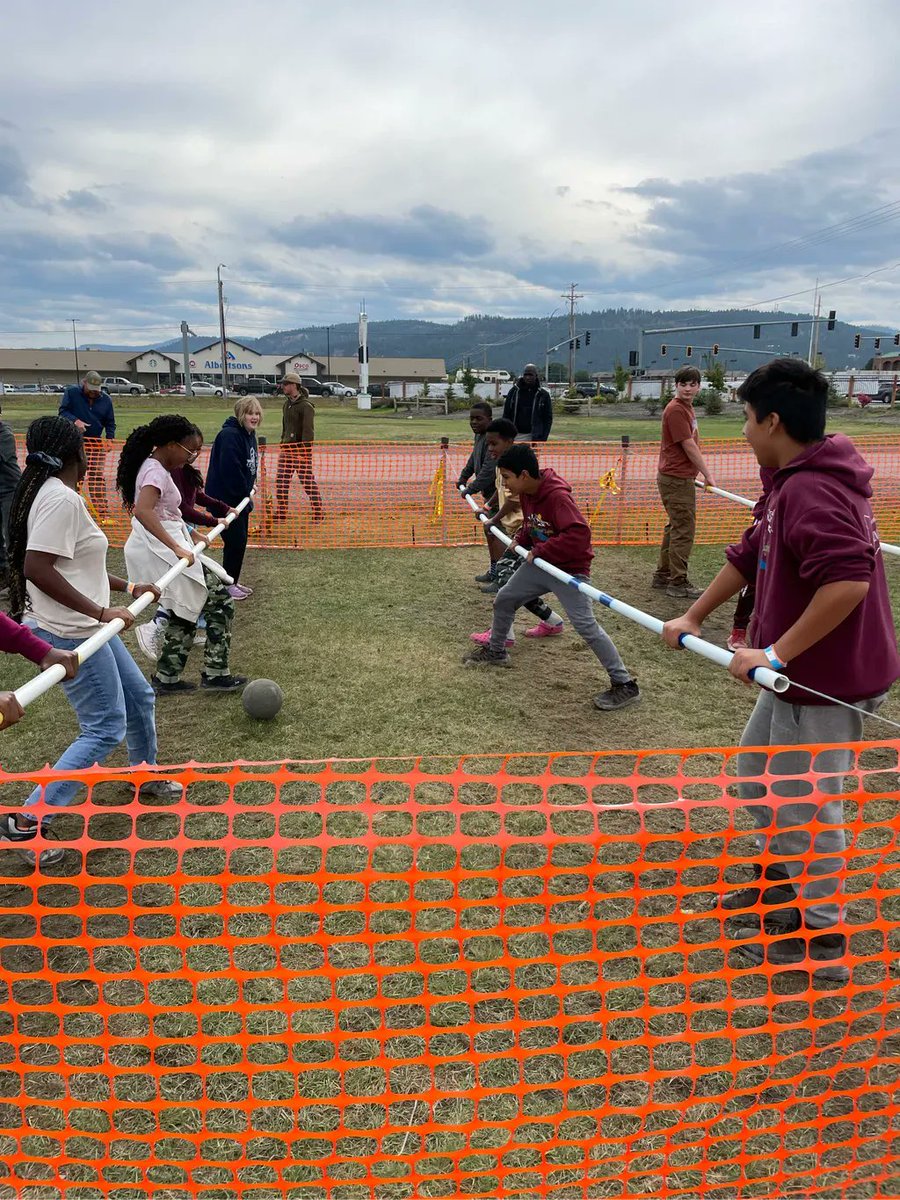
xmin=664 ymin=358 xmax=900 ymax=983
xmin=463 ymin=444 xmax=640 ymax=711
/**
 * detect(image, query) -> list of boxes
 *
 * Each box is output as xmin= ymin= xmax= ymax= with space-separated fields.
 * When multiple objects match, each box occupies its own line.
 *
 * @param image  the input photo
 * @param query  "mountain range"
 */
xmin=148 ymin=307 xmax=892 ymax=374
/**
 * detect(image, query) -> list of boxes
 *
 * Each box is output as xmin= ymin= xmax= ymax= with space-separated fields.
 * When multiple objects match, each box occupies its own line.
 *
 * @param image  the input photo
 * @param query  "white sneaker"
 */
xmin=137 ymin=780 xmax=185 ymax=800
xmin=135 ymin=622 xmax=164 ymax=663
xmin=194 ymin=629 xmax=207 ymax=647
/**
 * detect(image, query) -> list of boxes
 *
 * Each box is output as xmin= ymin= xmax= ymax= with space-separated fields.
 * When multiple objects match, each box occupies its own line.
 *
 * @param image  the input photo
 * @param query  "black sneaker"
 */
xmin=151 ymin=676 xmax=198 ymax=695
xmin=462 ymin=645 xmax=511 ymax=668
xmin=0 ymin=815 xmax=65 ymax=866
xmin=479 ymin=581 xmax=500 ymax=594
xmin=474 ymin=569 xmax=495 ymax=583
xmin=593 ymin=679 xmax=641 ymax=711
xmin=730 ymin=931 xmax=849 ymax=984
xmin=651 ymin=572 xmax=670 ymax=590
xmin=201 ymin=673 xmax=249 ymax=692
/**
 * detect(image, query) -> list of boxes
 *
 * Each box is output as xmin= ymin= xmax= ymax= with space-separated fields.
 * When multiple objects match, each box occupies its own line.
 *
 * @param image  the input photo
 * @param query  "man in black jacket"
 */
xmin=502 ymin=364 xmax=553 ymax=442
xmin=0 ymin=402 xmax=20 ymax=590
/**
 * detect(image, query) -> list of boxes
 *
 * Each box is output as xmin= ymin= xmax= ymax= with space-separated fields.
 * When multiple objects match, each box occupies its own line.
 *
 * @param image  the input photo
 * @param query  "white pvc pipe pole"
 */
xmin=695 ymin=478 xmax=900 ymax=556
xmin=461 ymin=486 xmax=788 ymax=694
xmin=198 ymin=554 xmax=233 ymax=585
xmin=14 ymin=493 xmax=253 ymax=710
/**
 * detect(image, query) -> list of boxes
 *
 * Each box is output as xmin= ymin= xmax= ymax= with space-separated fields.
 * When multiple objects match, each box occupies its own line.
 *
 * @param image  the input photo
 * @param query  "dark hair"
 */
xmin=497 ymin=444 xmax=540 ymax=479
xmin=470 ymin=401 xmax=493 ymax=417
xmin=674 ymin=366 xmax=701 ymax=385
xmin=8 ymin=416 xmax=85 ymax=618
xmin=738 ymin=357 xmax=827 ymax=443
xmin=116 ymin=414 xmax=201 ymax=508
xmin=486 ymin=417 xmax=517 ymax=442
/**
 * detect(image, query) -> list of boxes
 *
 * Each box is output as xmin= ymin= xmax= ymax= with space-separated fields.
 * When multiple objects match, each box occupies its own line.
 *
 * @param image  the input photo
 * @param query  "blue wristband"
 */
xmin=763 ymin=645 xmax=786 ymax=670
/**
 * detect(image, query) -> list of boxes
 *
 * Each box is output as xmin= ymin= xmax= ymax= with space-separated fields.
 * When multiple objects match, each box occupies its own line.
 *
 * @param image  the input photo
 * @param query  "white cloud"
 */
xmin=0 ymin=0 xmax=898 ymax=343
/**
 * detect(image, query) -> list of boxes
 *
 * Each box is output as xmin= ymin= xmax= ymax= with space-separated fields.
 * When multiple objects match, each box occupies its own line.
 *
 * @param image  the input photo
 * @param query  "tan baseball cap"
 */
xmin=83 ymin=371 xmax=102 ymax=387
xmin=281 ymin=372 xmax=302 ymax=385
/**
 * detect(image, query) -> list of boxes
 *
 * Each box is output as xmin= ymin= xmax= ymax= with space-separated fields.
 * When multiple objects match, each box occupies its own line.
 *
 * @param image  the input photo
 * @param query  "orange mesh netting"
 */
xmin=0 ymin=743 xmax=898 ymax=1198
xmin=21 ymin=436 xmax=900 ymax=552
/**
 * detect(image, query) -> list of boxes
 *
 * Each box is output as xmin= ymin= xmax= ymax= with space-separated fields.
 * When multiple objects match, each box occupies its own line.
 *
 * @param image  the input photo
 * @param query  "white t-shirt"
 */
xmin=135 ymin=456 xmax=183 ymax=523
xmin=26 ymin=478 xmax=111 ymax=639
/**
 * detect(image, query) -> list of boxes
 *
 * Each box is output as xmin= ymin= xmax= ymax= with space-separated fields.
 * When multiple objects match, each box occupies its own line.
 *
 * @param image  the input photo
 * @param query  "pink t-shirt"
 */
xmin=135 ymin=456 xmax=183 ymax=523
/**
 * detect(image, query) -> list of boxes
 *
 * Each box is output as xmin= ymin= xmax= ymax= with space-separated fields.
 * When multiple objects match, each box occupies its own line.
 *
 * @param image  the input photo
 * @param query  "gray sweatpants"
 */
xmin=736 ymin=689 xmax=885 ymax=930
xmin=489 ymin=561 xmax=631 ymax=683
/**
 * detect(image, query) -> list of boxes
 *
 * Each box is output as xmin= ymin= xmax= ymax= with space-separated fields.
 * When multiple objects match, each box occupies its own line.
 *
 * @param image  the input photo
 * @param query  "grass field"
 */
xmin=3 ymin=393 xmax=900 ymax=444
xmin=1 ymin=541 xmax=899 ymax=773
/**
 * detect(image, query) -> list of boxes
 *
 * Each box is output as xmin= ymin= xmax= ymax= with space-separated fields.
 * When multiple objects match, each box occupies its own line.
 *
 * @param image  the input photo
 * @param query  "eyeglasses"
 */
xmin=177 ymin=443 xmax=200 ymax=462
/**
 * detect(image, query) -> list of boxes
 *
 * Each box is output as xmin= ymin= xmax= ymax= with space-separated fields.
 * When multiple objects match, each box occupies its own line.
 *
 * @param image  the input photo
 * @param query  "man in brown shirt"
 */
xmin=654 ymin=365 xmax=717 ymax=598
xmin=274 ymin=372 xmax=324 ymax=522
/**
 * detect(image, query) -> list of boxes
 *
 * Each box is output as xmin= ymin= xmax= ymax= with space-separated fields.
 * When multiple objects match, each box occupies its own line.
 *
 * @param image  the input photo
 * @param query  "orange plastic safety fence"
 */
xmin=0 ymin=743 xmax=898 ymax=1199
xmin=18 ymin=436 xmax=900 ymax=553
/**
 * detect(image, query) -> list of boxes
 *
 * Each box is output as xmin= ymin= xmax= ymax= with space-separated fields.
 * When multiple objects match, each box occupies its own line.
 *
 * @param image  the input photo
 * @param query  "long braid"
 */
xmin=8 ymin=417 xmax=85 ymax=618
xmin=116 ymin=414 xmax=199 ymax=509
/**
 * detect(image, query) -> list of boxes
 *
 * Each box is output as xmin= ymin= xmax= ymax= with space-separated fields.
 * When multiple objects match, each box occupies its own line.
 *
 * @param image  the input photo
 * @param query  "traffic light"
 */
xmin=790 ymin=322 xmax=799 ymax=337
xmin=711 ymin=343 xmax=719 ymax=356
xmin=628 ymin=350 xmax=638 ymax=367
xmin=568 ymin=340 xmax=574 ymax=350
xmin=685 ymin=345 xmax=693 ymax=357
xmin=874 ymin=338 xmax=881 ymax=351
xmin=827 ymin=310 xmax=836 ymax=330
xmin=894 ymin=333 xmax=900 ymax=346
xmin=753 ymin=325 xmax=761 ymax=339
xmin=854 ymin=334 xmax=861 ymax=349
xmin=575 ymin=338 xmax=581 ymax=350
xmin=660 ymin=343 xmax=667 ymax=356
xmin=585 ymin=331 xmax=591 ymax=346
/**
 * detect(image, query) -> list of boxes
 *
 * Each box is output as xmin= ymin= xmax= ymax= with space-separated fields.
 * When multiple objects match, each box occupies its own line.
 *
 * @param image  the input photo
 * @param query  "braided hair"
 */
xmin=116 ymin=414 xmax=201 ymax=508
xmin=8 ymin=416 xmax=85 ymax=618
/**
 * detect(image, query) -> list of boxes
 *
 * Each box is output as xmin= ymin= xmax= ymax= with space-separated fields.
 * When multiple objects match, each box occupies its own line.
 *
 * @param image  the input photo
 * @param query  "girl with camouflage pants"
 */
xmin=117 ymin=415 xmax=248 ymax=695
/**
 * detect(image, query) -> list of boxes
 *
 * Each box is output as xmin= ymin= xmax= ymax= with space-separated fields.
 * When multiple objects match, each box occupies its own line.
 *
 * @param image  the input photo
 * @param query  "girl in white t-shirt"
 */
xmin=117 ymin=415 xmax=246 ymax=694
xmin=3 ymin=416 xmax=180 ymax=863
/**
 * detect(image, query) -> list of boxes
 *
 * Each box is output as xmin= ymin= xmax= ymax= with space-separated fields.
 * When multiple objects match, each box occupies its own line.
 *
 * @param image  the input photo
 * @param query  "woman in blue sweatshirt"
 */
xmin=205 ymin=397 xmax=260 ymax=598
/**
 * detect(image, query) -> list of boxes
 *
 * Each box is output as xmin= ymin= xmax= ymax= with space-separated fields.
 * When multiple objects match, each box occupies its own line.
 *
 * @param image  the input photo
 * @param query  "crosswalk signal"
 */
xmin=660 ymin=343 xmax=667 ymax=356
xmin=827 ymin=310 xmax=836 ymax=331
xmin=585 ymin=331 xmax=591 ymax=346
xmin=753 ymin=324 xmax=761 ymax=339
xmin=790 ymin=322 xmax=799 ymax=337
xmin=712 ymin=343 xmax=719 ymax=356
xmin=628 ymin=350 xmax=638 ymax=367
xmin=874 ymin=337 xmax=881 ymax=351
xmin=686 ymin=345 xmax=693 ymax=357
xmin=854 ymin=334 xmax=861 ymax=349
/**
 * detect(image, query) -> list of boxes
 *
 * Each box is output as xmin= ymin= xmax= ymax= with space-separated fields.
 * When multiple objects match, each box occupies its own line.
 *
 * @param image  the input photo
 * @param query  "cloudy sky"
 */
xmin=1 ymin=0 xmax=899 ymax=346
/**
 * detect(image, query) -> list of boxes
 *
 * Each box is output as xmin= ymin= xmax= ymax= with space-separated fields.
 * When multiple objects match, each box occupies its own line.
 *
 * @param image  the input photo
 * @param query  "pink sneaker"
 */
xmin=524 ymin=621 xmax=564 ymax=638
xmin=727 ymin=629 xmax=748 ymax=651
xmin=469 ymin=630 xmax=514 ymax=647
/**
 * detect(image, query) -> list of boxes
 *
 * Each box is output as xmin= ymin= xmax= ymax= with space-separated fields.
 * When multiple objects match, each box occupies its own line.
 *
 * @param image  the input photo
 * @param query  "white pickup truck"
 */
xmin=102 ymin=377 xmax=146 ymax=395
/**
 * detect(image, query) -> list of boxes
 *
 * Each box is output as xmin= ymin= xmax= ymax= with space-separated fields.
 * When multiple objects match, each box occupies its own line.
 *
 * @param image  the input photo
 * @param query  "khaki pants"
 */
xmin=657 ymin=472 xmax=696 ymax=584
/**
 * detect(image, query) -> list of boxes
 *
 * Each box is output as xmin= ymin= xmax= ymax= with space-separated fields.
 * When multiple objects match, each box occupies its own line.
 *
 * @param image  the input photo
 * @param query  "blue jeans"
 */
xmin=25 ymin=628 xmax=158 ymax=811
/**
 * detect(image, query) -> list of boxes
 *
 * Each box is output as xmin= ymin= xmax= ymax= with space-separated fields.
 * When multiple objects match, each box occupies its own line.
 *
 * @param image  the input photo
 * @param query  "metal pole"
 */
xmin=217 ymin=263 xmax=228 ymax=395
xmin=181 ymin=321 xmax=194 ymax=398
xmin=326 ymin=326 xmax=331 ymax=379
xmin=810 ymin=291 xmax=822 ymax=367
xmin=71 ymin=319 xmax=80 ymax=381
xmin=807 ymin=279 xmax=819 ymax=366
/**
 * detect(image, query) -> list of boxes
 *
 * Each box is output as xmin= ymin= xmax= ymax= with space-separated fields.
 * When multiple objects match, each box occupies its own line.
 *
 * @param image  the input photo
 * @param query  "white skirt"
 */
xmin=124 ymin=516 xmax=207 ymax=623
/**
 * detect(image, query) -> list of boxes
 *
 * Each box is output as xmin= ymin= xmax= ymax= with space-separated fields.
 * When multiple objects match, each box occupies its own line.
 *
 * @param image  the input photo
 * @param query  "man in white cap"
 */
xmin=274 ymin=373 xmax=324 ymax=522
xmin=59 ymin=371 xmax=116 ymax=519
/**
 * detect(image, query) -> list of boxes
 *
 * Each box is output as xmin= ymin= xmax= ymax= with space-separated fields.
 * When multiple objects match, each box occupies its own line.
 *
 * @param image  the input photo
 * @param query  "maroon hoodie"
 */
xmin=515 ymin=468 xmax=594 ymax=575
xmin=0 ymin=612 xmax=50 ymax=665
xmin=726 ymin=433 xmax=900 ymax=704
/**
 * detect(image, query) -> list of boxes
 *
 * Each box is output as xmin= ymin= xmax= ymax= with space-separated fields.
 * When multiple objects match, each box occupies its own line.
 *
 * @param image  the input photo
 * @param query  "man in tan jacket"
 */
xmin=274 ymin=373 xmax=324 ymax=521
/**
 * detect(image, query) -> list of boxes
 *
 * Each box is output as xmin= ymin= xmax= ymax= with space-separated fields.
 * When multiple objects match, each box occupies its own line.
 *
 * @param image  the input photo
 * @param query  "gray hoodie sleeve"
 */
xmin=464 ymin=450 xmax=498 ymax=500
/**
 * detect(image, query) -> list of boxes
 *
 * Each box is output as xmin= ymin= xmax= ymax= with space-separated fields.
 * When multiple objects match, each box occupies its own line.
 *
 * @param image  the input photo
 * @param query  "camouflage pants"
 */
xmin=494 ymin=550 xmax=554 ymax=623
xmin=156 ymin=568 xmax=235 ymax=682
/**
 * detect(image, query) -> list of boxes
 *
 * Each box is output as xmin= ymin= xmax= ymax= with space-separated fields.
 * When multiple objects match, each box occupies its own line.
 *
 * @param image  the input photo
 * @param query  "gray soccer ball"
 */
xmin=241 ymin=678 xmax=284 ymax=721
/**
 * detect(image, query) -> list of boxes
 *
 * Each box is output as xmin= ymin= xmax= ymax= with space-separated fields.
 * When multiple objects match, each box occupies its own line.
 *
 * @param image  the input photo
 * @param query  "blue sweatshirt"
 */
xmin=59 ymin=385 xmax=116 ymax=439
xmin=205 ymin=417 xmax=258 ymax=507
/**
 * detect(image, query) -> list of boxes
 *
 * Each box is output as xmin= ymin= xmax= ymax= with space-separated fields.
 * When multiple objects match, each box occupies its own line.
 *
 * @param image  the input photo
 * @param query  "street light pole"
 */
xmin=71 ymin=319 xmax=80 ymax=382
xmin=544 ymin=306 xmax=562 ymax=383
xmin=217 ymin=264 xmax=228 ymax=395
xmin=326 ymin=326 xmax=331 ymax=379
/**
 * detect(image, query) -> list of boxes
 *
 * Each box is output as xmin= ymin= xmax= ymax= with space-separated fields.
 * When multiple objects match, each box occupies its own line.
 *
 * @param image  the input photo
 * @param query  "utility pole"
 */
xmin=70 ymin=318 xmax=80 ymax=382
xmin=326 ymin=326 xmax=331 ymax=379
xmin=562 ymin=283 xmax=583 ymax=387
xmin=217 ymin=263 xmax=229 ymax=395
xmin=358 ymin=301 xmax=369 ymax=393
xmin=181 ymin=321 xmax=195 ymax=398
xmin=809 ymin=287 xmax=823 ymax=368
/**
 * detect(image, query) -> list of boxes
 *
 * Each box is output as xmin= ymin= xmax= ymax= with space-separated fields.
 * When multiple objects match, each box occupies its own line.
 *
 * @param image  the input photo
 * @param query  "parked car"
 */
xmin=234 ymin=377 xmax=279 ymax=395
xmin=367 ymin=382 xmax=393 ymax=397
xmin=297 ymin=378 xmax=330 ymax=396
xmin=876 ymin=384 xmax=897 ymax=404
xmin=41 ymin=383 xmax=66 ymax=393
xmin=170 ymin=381 xmax=225 ymax=397
xmin=12 ymin=383 xmax=43 ymax=393
xmin=322 ymin=381 xmax=356 ymax=397
xmin=102 ymin=377 xmax=146 ymax=395
xmin=573 ymin=382 xmax=617 ymax=398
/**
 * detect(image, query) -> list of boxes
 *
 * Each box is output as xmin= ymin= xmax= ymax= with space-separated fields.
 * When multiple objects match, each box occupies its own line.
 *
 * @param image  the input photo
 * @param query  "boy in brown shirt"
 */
xmin=653 ymin=365 xmax=717 ymax=598
xmin=274 ymin=372 xmax=324 ymax=522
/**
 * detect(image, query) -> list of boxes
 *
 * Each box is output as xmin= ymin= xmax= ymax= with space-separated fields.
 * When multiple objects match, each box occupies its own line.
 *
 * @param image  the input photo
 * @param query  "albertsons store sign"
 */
xmin=190 ymin=350 xmax=258 ymax=372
